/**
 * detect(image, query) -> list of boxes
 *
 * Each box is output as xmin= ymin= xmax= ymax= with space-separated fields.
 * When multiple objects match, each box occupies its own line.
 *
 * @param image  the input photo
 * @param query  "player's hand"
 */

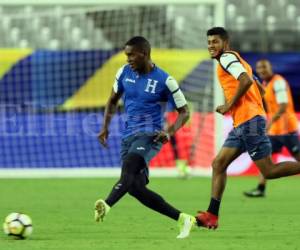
xmin=216 ymin=103 xmax=231 ymax=115
xmin=98 ymin=128 xmax=109 ymax=148
xmin=153 ymin=131 xmax=170 ymax=144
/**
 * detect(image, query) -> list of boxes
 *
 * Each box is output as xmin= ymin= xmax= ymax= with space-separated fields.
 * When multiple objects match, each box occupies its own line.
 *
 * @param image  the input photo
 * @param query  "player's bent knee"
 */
xmin=128 ymin=184 xmax=144 ymax=198
xmin=128 ymin=176 xmax=147 ymax=197
xmin=128 ymin=186 xmax=139 ymax=197
xmin=262 ymin=172 xmax=276 ymax=179
xmin=122 ymin=152 xmax=146 ymax=175
xmin=263 ymin=174 xmax=273 ymax=179
xmin=212 ymin=158 xmax=226 ymax=173
xmin=260 ymin=171 xmax=269 ymax=179
xmin=260 ymin=169 xmax=276 ymax=179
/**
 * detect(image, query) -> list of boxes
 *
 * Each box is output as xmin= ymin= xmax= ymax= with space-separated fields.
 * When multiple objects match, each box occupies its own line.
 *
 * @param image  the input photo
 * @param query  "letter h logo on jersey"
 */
xmin=145 ymin=79 xmax=158 ymax=94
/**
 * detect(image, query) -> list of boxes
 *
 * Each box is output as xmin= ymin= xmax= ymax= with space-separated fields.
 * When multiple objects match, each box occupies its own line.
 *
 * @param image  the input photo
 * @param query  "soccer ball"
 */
xmin=3 ymin=213 xmax=33 ymax=239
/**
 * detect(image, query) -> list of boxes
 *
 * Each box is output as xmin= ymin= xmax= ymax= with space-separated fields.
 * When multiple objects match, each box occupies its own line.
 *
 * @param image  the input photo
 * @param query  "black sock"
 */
xmin=207 ymin=197 xmax=221 ymax=216
xmin=105 ymin=172 xmax=135 ymax=207
xmin=257 ymin=184 xmax=265 ymax=192
xmin=129 ymin=178 xmax=181 ymax=221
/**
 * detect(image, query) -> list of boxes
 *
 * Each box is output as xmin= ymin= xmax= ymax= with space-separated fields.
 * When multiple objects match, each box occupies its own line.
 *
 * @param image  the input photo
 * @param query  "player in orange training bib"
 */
xmin=195 ymin=27 xmax=300 ymax=229
xmin=244 ymin=59 xmax=300 ymax=198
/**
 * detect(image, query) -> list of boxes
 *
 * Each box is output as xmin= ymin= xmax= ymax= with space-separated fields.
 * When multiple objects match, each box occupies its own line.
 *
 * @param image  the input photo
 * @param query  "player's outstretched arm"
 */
xmin=98 ymin=90 xmax=122 ymax=147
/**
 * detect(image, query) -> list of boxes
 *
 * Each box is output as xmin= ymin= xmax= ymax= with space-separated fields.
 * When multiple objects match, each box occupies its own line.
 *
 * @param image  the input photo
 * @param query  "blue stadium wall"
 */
xmin=0 ymin=50 xmax=299 ymax=168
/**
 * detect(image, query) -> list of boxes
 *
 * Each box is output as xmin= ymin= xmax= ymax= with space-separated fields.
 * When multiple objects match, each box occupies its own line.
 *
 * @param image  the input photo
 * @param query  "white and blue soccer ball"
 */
xmin=3 ymin=213 xmax=33 ymax=239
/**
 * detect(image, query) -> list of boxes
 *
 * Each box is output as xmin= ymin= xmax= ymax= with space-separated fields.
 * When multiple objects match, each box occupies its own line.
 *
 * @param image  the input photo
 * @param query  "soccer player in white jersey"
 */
xmin=95 ymin=36 xmax=195 ymax=239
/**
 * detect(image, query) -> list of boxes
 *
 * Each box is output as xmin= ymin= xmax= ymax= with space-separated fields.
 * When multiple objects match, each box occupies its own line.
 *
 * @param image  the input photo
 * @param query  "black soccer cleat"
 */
xmin=243 ymin=188 xmax=265 ymax=198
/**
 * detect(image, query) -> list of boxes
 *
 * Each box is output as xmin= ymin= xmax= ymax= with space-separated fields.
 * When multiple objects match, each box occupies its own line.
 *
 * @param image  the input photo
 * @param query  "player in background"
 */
xmin=96 ymin=36 xmax=195 ymax=239
xmin=165 ymin=101 xmax=191 ymax=178
xmin=244 ymin=59 xmax=300 ymax=197
xmin=195 ymin=27 xmax=300 ymax=229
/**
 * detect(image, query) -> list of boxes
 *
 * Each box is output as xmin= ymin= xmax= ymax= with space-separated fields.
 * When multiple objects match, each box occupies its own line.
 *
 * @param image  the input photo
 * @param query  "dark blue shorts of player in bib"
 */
xmin=223 ymin=115 xmax=272 ymax=161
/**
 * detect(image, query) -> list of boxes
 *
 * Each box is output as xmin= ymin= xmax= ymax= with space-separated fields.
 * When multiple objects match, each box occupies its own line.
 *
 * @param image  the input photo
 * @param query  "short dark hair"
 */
xmin=207 ymin=27 xmax=229 ymax=41
xmin=257 ymin=58 xmax=270 ymax=64
xmin=125 ymin=36 xmax=151 ymax=54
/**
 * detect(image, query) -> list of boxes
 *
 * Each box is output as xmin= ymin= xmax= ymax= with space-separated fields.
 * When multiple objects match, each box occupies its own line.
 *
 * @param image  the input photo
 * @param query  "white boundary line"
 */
xmin=0 ymin=167 xmax=211 ymax=178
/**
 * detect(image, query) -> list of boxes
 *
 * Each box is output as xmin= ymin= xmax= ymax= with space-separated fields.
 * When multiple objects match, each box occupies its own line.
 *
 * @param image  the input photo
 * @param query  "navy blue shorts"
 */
xmin=223 ymin=116 xmax=272 ymax=161
xmin=269 ymin=132 xmax=300 ymax=155
xmin=120 ymin=133 xmax=162 ymax=181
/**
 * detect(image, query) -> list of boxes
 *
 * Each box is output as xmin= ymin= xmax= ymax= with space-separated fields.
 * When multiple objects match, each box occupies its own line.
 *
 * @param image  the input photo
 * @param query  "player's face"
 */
xmin=256 ymin=60 xmax=273 ymax=80
xmin=124 ymin=45 xmax=147 ymax=72
xmin=207 ymin=35 xmax=226 ymax=58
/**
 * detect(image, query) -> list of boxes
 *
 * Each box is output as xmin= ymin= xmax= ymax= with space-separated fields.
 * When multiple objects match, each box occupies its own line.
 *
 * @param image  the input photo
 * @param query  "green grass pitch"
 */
xmin=0 ymin=176 xmax=299 ymax=250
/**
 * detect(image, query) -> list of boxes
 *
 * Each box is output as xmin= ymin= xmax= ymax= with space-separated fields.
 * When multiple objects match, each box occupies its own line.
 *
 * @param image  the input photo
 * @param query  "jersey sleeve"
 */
xmin=165 ymin=76 xmax=187 ymax=109
xmin=219 ymin=53 xmax=247 ymax=80
xmin=273 ymin=79 xmax=288 ymax=104
xmin=113 ymin=66 xmax=125 ymax=94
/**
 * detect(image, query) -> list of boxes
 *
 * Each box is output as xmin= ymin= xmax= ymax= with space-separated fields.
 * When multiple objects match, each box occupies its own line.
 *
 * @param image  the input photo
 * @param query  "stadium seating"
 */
xmin=226 ymin=0 xmax=300 ymax=51
xmin=0 ymin=1 xmax=298 ymax=51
